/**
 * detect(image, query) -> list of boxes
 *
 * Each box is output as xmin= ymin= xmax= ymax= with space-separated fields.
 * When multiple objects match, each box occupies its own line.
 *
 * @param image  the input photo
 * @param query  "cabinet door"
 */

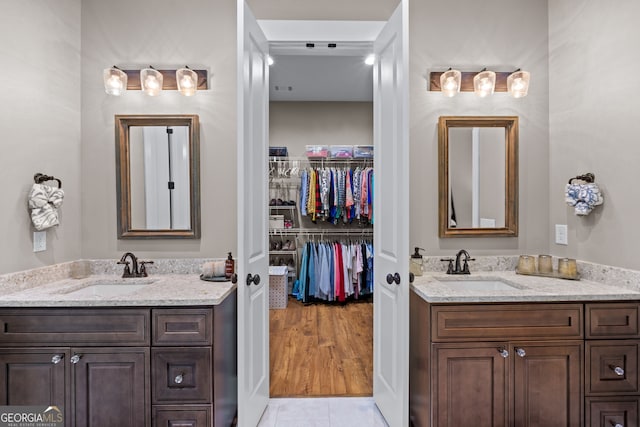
xmin=0 ymin=348 xmax=68 ymax=406
xmin=512 ymin=342 xmax=583 ymax=427
xmin=433 ymin=344 xmax=508 ymax=427
xmin=73 ymin=347 xmax=149 ymax=427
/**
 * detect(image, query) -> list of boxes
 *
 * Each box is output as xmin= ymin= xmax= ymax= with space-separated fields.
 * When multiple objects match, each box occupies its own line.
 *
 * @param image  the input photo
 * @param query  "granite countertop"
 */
xmin=0 ymin=259 xmax=236 ymax=307
xmin=411 ymin=270 xmax=640 ymax=303
xmin=0 ymin=274 xmax=236 ymax=307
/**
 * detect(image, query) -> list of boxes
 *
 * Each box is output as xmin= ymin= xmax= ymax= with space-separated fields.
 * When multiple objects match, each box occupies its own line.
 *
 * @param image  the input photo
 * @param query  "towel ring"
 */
xmin=34 ymin=173 xmax=62 ymax=189
xmin=568 ymin=173 xmax=594 ymax=185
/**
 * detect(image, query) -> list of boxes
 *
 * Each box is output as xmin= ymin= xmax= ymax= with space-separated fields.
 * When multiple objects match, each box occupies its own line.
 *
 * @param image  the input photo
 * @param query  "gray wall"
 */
xmin=409 ymin=0 xmax=550 ymax=256
xmin=548 ymin=0 xmax=640 ymax=270
xmin=0 ymin=0 xmax=82 ymax=274
xmin=269 ymin=102 xmax=373 ymax=157
xmin=80 ymin=0 xmax=238 ymax=260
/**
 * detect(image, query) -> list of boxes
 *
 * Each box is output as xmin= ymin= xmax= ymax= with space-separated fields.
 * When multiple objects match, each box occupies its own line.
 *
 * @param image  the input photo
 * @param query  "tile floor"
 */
xmin=257 ymin=397 xmax=389 ymax=427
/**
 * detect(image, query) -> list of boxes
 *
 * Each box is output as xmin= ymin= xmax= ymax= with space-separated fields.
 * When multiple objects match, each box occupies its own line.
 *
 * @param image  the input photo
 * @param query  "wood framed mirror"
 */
xmin=115 ymin=114 xmax=200 ymax=239
xmin=438 ymin=116 xmax=518 ymax=237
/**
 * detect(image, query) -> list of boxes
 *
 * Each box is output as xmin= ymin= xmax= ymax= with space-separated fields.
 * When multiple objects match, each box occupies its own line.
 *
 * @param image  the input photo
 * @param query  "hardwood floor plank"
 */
xmin=270 ymin=297 xmax=373 ymax=397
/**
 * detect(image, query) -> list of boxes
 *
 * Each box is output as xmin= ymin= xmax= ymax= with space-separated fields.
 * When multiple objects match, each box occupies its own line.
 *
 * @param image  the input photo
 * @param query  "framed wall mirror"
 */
xmin=115 ymin=114 xmax=200 ymax=239
xmin=438 ymin=116 xmax=518 ymax=237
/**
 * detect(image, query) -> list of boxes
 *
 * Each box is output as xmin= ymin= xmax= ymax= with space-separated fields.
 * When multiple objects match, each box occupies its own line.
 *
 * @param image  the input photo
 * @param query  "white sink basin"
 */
xmin=62 ymin=279 xmax=155 ymax=298
xmin=436 ymin=278 xmax=521 ymax=291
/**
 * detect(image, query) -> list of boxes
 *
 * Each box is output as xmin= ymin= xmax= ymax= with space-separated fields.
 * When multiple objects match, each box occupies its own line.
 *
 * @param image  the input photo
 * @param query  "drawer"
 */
xmin=153 ymin=405 xmax=211 ymax=427
xmin=586 ymin=397 xmax=639 ymax=427
xmin=0 ymin=309 xmax=149 ymax=346
xmin=586 ymin=303 xmax=640 ymax=339
xmin=431 ymin=304 xmax=583 ymax=342
xmin=586 ymin=340 xmax=639 ymax=394
xmin=152 ymin=348 xmax=211 ymax=404
xmin=152 ymin=309 xmax=212 ymax=346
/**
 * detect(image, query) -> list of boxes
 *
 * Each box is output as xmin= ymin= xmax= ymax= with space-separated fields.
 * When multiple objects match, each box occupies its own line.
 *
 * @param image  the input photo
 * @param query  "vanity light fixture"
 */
xmin=439 ymin=68 xmax=461 ymax=97
xmin=473 ymin=68 xmax=496 ymax=98
xmin=176 ymin=66 xmax=198 ymax=96
xmin=507 ymin=69 xmax=530 ymax=98
xmin=104 ymin=67 xmax=208 ymax=96
xmin=103 ymin=66 xmax=127 ymax=96
xmin=140 ymin=66 xmax=163 ymax=96
xmin=364 ymin=54 xmax=376 ymax=66
xmin=429 ymin=68 xmax=530 ymax=98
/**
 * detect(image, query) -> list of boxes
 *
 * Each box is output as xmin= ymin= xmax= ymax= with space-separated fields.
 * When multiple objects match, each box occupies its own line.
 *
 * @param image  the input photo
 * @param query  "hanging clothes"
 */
xmin=295 ymin=240 xmax=373 ymax=303
xmin=300 ymin=165 xmax=374 ymax=226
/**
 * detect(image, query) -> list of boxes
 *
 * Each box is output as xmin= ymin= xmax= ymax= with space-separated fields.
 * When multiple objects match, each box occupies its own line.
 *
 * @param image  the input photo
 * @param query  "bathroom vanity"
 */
xmin=410 ymin=272 xmax=640 ymax=427
xmin=0 ymin=270 xmax=237 ymax=427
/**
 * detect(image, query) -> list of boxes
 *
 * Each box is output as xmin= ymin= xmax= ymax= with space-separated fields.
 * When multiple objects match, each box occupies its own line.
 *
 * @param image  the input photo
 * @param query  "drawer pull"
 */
xmin=174 ymin=373 xmax=184 ymax=384
xmin=609 ymin=365 xmax=625 ymax=376
xmin=70 ymin=354 xmax=82 ymax=364
xmin=51 ymin=354 xmax=64 ymax=364
xmin=515 ymin=348 xmax=526 ymax=358
xmin=498 ymin=348 xmax=509 ymax=358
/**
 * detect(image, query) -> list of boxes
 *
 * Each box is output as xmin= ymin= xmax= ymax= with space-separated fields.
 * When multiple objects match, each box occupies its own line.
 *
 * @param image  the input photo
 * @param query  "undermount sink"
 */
xmin=436 ymin=277 xmax=522 ymax=291
xmin=61 ymin=279 xmax=155 ymax=298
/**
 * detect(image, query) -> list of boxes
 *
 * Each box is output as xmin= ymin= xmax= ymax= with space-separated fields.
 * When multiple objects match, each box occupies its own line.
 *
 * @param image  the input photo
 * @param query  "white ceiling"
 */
xmin=260 ymin=21 xmax=381 ymax=102
xmin=269 ymin=49 xmax=373 ymax=102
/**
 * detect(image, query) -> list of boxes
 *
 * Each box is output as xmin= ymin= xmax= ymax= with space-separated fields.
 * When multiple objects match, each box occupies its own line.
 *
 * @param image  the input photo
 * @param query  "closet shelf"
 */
xmin=269 ymin=228 xmax=373 ymax=236
xmin=269 ymin=205 xmax=297 ymax=210
xmin=269 ymin=156 xmax=373 ymax=165
xmin=269 ymin=250 xmax=297 ymax=255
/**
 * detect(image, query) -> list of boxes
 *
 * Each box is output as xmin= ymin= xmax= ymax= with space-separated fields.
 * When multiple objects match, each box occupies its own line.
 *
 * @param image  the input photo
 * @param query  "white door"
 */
xmin=237 ymin=1 xmax=270 ymax=426
xmin=372 ymin=2 xmax=409 ymax=426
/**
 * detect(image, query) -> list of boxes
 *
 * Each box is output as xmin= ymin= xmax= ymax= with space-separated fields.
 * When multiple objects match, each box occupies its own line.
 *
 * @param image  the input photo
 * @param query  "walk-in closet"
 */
xmin=267 ymin=46 xmax=376 ymax=397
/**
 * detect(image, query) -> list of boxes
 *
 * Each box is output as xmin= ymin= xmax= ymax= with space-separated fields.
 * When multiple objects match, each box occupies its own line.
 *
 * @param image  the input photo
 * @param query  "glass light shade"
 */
xmin=176 ymin=68 xmax=198 ymax=96
xmin=473 ymin=70 xmax=496 ymax=97
xmin=103 ymin=67 xmax=127 ymax=96
xmin=140 ymin=68 xmax=163 ymax=96
xmin=507 ymin=70 xmax=530 ymax=98
xmin=439 ymin=69 xmax=461 ymax=97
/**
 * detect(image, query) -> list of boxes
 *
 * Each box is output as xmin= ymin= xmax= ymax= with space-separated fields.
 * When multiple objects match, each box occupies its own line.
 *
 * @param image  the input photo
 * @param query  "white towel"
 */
xmin=28 ymin=184 xmax=64 ymax=230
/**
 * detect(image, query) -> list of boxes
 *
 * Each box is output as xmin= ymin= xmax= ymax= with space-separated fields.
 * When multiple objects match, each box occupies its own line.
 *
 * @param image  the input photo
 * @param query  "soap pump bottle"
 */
xmin=225 ymin=252 xmax=235 ymax=279
xmin=410 ymin=247 xmax=425 ymax=277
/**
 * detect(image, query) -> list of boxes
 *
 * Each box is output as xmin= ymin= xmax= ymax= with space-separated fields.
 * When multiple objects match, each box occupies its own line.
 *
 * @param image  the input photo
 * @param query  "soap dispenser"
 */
xmin=225 ymin=252 xmax=235 ymax=279
xmin=410 ymin=247 xmax=425 ymax=277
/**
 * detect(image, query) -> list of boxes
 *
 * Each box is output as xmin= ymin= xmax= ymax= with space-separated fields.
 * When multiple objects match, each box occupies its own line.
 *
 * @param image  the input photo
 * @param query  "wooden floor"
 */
xmin=269 ymin=296 xmax=373 ymax=397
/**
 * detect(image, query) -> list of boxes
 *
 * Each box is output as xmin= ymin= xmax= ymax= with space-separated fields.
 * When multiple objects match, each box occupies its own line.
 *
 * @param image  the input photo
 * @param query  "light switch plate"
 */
xmin=555 ymin=224 xmax=568 ymax=245
xmin=33 ymin=231 xmax=46 ymax=252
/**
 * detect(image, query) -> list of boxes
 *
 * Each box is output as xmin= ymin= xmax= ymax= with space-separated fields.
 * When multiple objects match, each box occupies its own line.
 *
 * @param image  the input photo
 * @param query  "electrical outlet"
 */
xmin=555 ymin=224 xmax=568 ymax=245
xmin=33 ymin=231 xmax=46 ymax=252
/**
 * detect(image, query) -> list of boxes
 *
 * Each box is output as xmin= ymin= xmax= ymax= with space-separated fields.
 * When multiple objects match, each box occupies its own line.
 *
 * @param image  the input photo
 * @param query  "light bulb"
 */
xmin=473 ymin=70 xmax=496 ymax=97
xmin=103 ymin=67 xmax=127 ymax=96
xmin=439 ymin=69 xmax=461 ymax=97
xmin=176 ymin=67 xmax=198 ymax=96
xmin=507 ymin=70 xmax=530 ymax=98
xmin=267 ymin=55 xmax=274 ymax=66
xmin=140 ymin=68 xmax=163 ymax=96
xmin=364 ymin=54 xmax=375 ymax=66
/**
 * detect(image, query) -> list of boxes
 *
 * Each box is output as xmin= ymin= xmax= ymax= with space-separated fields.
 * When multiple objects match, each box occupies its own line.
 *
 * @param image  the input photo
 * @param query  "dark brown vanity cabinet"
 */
xmin=410 ymin=294 xmax=584 ymax=427
xmin=0 ymin=292 xmax=237 ymax=427
xmin=585 ymin=303 xmax=640 ymax=427
xmin=0 ymin=309 xmax=150 ymax=427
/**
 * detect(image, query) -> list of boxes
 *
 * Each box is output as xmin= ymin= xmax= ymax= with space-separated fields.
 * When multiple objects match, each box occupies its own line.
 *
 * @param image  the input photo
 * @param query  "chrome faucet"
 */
xmin=117 ymin=252 xmax=153 ymax=278
xmin=440 ymin=249 xmax=475 ymax=274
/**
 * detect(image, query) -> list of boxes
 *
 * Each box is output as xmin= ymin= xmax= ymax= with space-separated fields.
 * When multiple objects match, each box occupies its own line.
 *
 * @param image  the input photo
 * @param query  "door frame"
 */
xmin=237 ymin=3 xmax=410 ymax=425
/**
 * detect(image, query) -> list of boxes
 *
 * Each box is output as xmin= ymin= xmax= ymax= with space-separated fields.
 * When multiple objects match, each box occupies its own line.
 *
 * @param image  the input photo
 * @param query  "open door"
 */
xmin=372 ymin=2 xmax=409 ymax=426
xmin=237 ymin=1 xmax=270 ymax=426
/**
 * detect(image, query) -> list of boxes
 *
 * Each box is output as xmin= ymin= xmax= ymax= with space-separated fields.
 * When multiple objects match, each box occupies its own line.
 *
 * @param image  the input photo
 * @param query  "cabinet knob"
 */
xmin=174 ymin=373 xmax=184 ymax=384
xmin=70 ymin=354 xmax=82 ymax=364
xmin=51 ymin=354 xmax=64 ymax=364
xmin=516 ymin=348 xmax=526 ymax=358
xmin=498 ymin=348 xmax=509 ymax=358
xmin=609 ymin=365 xmax=625 ymax=376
